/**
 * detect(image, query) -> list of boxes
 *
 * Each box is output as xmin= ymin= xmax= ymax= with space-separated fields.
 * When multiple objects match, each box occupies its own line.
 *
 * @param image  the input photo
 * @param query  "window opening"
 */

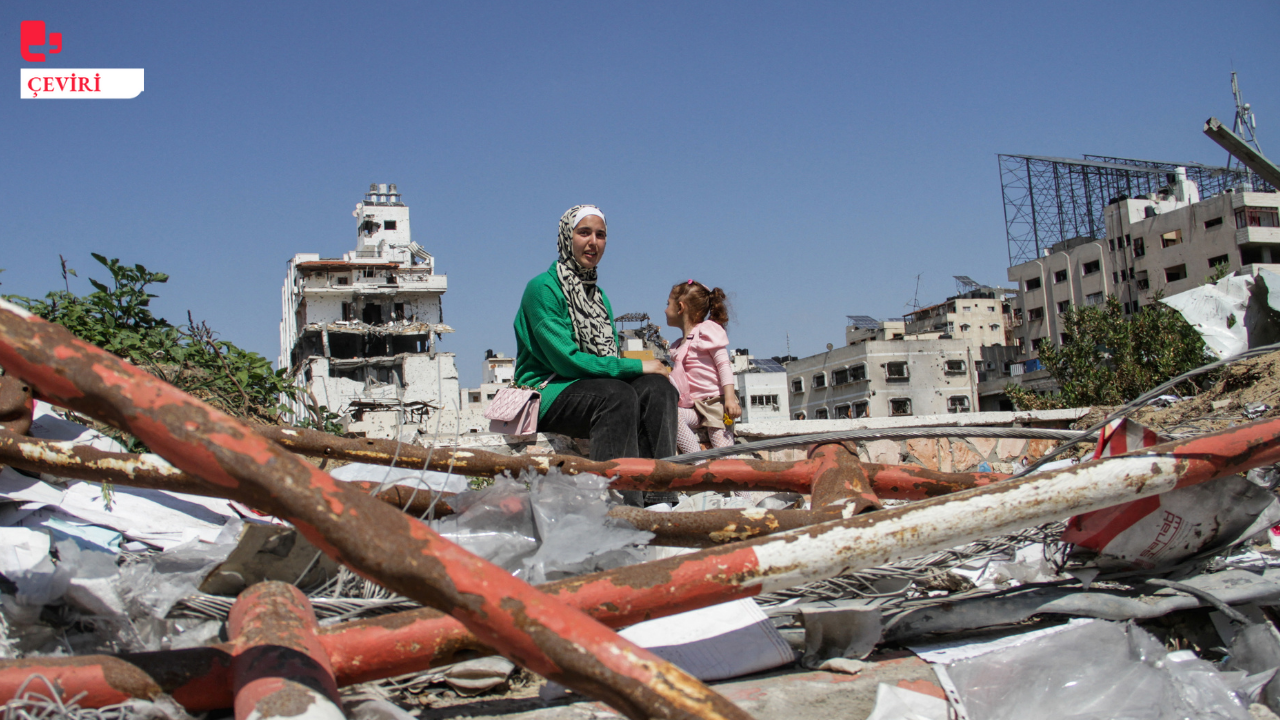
xmin=1236 ymin=207 xmax=1279 ymax=228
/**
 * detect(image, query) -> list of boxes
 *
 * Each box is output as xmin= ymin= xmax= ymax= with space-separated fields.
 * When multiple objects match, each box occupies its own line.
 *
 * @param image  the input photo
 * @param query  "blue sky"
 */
xmin=5 ymin=1 xmax=1277 ymax=387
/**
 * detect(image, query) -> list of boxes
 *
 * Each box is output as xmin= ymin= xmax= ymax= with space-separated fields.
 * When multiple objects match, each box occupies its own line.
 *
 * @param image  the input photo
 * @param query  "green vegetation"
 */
xmin=5 ymin=254 xmax=342 ymax=441
xmin=1006 ymin=295 xmax=1212 ymax=410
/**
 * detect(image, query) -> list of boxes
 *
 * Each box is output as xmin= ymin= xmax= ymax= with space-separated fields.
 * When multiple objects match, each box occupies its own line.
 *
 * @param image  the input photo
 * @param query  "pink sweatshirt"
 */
xmin=669 ymin=320 xmax=735 ymax=408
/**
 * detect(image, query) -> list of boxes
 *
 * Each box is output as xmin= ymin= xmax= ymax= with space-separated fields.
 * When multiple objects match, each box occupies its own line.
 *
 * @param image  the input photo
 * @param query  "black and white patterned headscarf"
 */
xmin=555 ymin=205 xmax=618 ymax=357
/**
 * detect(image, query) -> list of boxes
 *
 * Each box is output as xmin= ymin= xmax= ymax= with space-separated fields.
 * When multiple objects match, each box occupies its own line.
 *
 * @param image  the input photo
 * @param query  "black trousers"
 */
xmin=538 ymin=375 xmax=679 ymax=462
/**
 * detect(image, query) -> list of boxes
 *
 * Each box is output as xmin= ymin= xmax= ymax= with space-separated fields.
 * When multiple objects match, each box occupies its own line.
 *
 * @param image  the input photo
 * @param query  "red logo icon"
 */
xmin=21 ymin=21 xmax=61 ymax=62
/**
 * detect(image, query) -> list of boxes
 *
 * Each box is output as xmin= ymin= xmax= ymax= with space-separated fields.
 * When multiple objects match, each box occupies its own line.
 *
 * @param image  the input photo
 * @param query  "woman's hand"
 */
xmin=642 ymin=359 xmax=671 ymax=376
xmin=725 ymin=389 xmax=742 ymax=420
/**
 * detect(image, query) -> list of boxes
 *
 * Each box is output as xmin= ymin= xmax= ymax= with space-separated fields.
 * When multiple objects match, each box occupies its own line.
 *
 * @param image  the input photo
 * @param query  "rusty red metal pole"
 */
xmin=0 ymin=428 xmax=457 ymax=516
xmin=0 ymin=429 xmax=964 ymax=545
xmin=0 ymin=376 xmax=34 ymax=435
xmin=260 ymin=425 xmax=1009 ymax=499
xmin=229 ymin=582 xmax=343 ymax=720
xmin=0 ymin=300 xmax=752 ymax=720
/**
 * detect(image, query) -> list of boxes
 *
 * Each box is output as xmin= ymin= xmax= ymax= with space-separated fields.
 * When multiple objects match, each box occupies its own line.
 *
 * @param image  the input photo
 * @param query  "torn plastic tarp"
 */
xmin=918 ymin=619 xmax=1258 ymax=720
xmin=432 ymin=470 xmax=653 ymax=583
xmin=0 ymin=527 xmax=65 ymax=606
xmin=1163 ymin=269 xmax=1280 ymax=359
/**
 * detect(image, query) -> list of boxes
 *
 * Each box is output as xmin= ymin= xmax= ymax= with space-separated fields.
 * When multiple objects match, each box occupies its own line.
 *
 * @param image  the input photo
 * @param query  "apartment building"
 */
xmin=786 ymin=338 xmax=978 ymax=420
xmin=730 ymin=351 xmax=790 ymax=423
xmin=1008 ymin=169 xmax=1280 ymax=356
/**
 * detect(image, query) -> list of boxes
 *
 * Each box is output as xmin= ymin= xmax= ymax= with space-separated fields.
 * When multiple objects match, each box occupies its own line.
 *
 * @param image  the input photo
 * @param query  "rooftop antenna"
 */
xmin=905 ymin=273 xmax=923 ymax=313
xmin=1229 ymin=71 xmax=1263 ymax=190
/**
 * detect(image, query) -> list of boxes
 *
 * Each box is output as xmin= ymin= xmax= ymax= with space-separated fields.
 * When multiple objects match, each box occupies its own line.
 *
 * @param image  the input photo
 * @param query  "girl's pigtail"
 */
xmin=708 ymin=287 xmax=730 ymax=327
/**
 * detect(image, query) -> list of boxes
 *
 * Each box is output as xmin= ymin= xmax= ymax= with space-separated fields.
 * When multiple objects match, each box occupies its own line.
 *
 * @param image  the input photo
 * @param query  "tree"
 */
xmin=1006 ymin=296 xmax=1211 ymax=410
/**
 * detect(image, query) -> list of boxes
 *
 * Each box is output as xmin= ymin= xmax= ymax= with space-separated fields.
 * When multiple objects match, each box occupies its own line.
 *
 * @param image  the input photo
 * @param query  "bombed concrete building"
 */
xmin=279 ymin=183 xmax=460 ymax=439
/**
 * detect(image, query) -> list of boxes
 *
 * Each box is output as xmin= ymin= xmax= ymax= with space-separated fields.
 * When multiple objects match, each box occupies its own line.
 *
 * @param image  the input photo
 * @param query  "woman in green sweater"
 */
xmin=513 ymin=205 xmax=677 ymax=461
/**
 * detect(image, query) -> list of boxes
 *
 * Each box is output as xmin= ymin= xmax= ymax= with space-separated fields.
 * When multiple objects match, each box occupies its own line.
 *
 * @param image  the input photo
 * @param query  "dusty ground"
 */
xmin=1070 ymin=349 xmax=1280 ymax=448
xmin=395 ymin=653 xmax=944 ymax=720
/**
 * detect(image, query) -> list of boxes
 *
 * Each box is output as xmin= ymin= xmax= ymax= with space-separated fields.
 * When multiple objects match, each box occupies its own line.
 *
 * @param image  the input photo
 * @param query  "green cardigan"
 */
xmin=513 ymin=263 xmax=644 ymax=418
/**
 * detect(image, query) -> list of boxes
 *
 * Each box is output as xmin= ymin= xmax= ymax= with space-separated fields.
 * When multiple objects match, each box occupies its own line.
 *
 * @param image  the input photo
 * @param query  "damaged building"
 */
xmin=278 ymin=183 xmax=461 ymax=439
xmin=1000 ymin=154 xmax=1276 ymax=362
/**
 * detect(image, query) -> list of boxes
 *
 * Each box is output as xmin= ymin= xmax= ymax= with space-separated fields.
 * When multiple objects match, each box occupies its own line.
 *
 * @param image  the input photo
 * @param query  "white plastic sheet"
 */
xmin=1164 ymin=270 xmax=1280 ymax=360
xmin=28 ymin=401 xmax=127 ymax=453
xmin=924 ymin=620 xmax=1254 ymax=720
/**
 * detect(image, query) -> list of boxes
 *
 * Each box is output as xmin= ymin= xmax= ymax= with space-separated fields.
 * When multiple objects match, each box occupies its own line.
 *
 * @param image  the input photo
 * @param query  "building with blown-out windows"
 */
xmin=279 ymin=183 xmax=461 ymax=440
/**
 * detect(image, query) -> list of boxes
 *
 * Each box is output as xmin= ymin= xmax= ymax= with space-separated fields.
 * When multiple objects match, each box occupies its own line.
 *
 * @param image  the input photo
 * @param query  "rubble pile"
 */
xmin=4 ymin=347 xmax=1280 ymax=720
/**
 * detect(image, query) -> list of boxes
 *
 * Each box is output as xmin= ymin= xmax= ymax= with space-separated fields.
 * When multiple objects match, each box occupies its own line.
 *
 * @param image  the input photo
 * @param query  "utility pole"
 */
xmin=1228 ymin=71 xmax=1263 ymax=190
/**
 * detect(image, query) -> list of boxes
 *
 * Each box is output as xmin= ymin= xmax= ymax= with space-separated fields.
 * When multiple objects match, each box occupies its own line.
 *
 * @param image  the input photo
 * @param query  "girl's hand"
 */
xmin=725 ymin=393 xmax=742 ymax=420
xmin=642 ymin=359 xmax=671 ymax=376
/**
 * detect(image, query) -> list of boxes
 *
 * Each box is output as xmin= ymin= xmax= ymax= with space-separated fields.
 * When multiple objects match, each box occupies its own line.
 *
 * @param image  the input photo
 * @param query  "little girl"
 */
xmin=665 ymin=280 xmax=741 ymax=454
